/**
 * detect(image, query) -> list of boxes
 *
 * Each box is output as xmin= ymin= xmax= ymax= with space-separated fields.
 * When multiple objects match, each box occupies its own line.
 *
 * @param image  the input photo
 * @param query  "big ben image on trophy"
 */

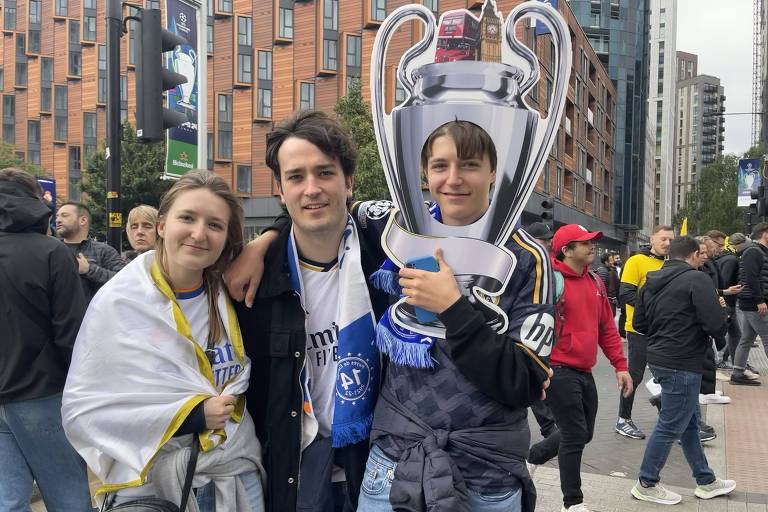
xmin=479 ymin=0 xmax=502 ymax=62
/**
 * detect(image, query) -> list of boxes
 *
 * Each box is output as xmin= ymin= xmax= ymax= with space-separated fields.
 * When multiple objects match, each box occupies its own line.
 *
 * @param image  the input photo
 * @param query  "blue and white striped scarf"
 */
xmin=287 ymin=215 xmax=380 ymax=448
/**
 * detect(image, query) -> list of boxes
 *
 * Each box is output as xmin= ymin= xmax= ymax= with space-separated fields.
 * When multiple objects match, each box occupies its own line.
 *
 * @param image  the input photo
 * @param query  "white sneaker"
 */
xmin=561 ymin=504 xmax=590 ymax=512
xmin=745 ymin=369 xmax=761 ymax=380
xmin=699 ymin=393 xmax=731 ymax=405
xmin=694 ymin=478 xmax=737 ymax=499
xmin=631 ymin=481 xmax=682 ymax=504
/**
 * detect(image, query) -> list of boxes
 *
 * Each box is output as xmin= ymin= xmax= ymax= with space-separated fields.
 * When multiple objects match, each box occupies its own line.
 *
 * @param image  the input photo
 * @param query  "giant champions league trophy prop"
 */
xmin=371 ymin=0 xmax=571 ymax=348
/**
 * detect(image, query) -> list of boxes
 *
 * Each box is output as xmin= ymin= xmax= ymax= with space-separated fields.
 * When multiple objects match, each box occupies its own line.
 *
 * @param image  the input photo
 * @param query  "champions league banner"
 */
xmin=165 ymin=0 xmax=199 ymax=178
xmin=371 ymin=0 xmax=570 ymax=352
xmin=738 ymin=158 xmax=762 ymax=207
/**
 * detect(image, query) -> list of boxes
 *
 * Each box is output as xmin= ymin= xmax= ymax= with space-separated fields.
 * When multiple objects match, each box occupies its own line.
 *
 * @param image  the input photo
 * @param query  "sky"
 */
xmin=676 ymin=0 xmax=755 ymax=155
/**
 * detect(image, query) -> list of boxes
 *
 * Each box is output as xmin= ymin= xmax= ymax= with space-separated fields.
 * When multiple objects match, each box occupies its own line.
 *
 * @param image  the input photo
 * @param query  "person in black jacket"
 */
xmin=712 ymin=231 xmax=745 ymax=367
xmin=732 ymin=222 xmax=768 ymax=385
xmin=0 ymin=168 xmax=92 ymax=510
xmin=630 ymin=236 xmax=735 ymax=505
xmin=596 ymin=252 xmax=621 ymax=315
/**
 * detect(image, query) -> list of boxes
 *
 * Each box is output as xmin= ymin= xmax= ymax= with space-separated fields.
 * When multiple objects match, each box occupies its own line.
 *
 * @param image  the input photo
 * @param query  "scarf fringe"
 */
xmin=331 ymin=412 xmax=374 ymax=448
xmin=376 ymin=321 xmax=434 ymax=369
xmin=370 ymin=268 xmax=401 ymax=296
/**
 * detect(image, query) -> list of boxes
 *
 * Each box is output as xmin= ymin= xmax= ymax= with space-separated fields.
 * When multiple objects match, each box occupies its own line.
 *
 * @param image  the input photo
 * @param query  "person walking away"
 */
xmin=615 ymin=226 xmax=673 ymax=439
xmin=630 ymin=236 xmax=736 ymax=504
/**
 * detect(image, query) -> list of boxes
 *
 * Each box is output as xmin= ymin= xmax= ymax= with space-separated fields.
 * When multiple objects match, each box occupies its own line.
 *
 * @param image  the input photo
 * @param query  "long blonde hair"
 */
xmin=155 ymin=170 xmax=244 ymax=346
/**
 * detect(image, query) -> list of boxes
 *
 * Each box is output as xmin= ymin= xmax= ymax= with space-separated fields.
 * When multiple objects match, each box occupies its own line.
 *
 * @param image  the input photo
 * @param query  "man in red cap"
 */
xmin=546 ymin=224 xmax=633 ymax=512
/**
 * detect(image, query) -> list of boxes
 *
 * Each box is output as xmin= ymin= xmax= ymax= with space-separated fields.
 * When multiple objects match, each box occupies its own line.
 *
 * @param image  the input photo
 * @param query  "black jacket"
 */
xmin=634 ymin=260 xmax=727 ymax=374
xmin=737 ymin=242 xmax=768 ymax=311
xmin=715 ymin=251 xmax=740 ymax=307
xmin=236 ymin=208 xmax=390 ymax=512
xmin=595 ymin=263 xmax=620 ymax=299
xmin=0 ymin=181 xmax=86 ymax=404
xmin=63 ymin=237 xmax=126 ymax=304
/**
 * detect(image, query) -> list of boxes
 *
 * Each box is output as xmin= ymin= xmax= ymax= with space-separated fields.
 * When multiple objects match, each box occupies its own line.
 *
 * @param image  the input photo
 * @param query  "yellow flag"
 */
xmin=680 ymin=217 xmax=688 ymax=236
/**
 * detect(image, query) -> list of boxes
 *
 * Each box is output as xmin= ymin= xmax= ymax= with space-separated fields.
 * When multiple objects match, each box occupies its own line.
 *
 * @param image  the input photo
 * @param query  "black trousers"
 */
xmin=531 ymin=399 xmax=557 ymax=437
xmin=724 ymin=306 xmax=742 ymax=362
xmin=619 ymin=332 xmax=647 ymax=420
xmin=546 ymin=366 xmax=598 ymax=508
xmin=700 ymin=345 xmax=716 ymax=395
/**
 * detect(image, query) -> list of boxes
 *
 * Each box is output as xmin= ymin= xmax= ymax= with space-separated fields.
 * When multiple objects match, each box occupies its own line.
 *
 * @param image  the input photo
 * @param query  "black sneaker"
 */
xmin=615 ymin=418 xmax=646 ymax=439
xmin=699 ymin=422 xmax=715 ymax=435
xmin=730 ymin=374 xmax=762 ymax=386
xmin=716 ymin=360 xmax=733 ymax=370
xmin=677 ymin=430 xmax=716 ymax=444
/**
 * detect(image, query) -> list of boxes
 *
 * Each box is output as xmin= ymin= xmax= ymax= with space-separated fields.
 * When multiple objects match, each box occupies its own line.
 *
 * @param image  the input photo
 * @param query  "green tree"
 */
xmin=0 ymin=142 xmax=42 ymax=175
xmin=673 ymin=150 xmax=759 ymax=235
xmin=82 ymin=122 xmax=171 ymax=239
xmin=334 ymin=79 xmax=391 ymax=202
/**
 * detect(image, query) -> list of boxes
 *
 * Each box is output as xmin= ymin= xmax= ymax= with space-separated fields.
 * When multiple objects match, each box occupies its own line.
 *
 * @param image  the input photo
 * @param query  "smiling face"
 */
xmin=156 ymin=188 xmax=230 ymax=284
xmin=276 ymin=136 xmax=352 ymax=241
xmin=424 ymin=135 xmax=496 ymax=226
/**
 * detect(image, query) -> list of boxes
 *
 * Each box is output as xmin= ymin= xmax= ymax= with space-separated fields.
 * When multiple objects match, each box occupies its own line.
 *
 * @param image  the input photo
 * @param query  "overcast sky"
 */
xmin=677 ymin=0 xmax=754 ymax=155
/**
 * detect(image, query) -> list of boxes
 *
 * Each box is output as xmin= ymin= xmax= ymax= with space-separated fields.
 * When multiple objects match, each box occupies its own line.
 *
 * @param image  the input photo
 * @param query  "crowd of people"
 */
xmin=0 ymin=110 xmax=760 ymax=512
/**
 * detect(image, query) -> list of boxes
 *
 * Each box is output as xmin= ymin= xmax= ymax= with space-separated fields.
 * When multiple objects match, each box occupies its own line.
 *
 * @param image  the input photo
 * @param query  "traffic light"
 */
xmin=541 ymin=199 xmax=554 ymax=223
xmin=135 ymin=9 xmax=187 ymax=142
xmin=751 ymin=185 xmax=768 ymax=218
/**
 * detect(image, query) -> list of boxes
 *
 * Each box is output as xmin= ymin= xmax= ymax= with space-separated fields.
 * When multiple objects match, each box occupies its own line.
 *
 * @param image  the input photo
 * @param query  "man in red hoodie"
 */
xmin=547 ymin=224 xmax=633 ymax=512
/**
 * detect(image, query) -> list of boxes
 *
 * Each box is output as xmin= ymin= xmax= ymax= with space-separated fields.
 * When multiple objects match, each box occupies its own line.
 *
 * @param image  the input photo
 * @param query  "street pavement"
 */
xmin=529 ymin=341 xmax=768 ymax=511
xmin=32 ymin=344 xmax=768 ymax=512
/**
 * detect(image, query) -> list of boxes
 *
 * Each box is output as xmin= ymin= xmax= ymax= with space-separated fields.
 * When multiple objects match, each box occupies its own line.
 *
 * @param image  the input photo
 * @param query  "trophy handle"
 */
xmin=370 ymin=4 xmax=435 ymax=231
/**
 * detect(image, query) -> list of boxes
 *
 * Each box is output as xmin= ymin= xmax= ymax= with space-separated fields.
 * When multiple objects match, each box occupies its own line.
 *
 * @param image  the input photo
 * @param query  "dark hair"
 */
xmin=0 ymin=167 xmax=43 ymax=197
xmin=752 ymin=222 xmax=768 ymax=240
xmin=705 ymin=229 xmax=726 ymax=240
xmin=61 ymin=201 xmax=92 ymax=223
xmin=421 ymin=121 xmax=497 ymax=172
xmin=265 ymin=110 xmax=357 ymax=183
xmin=555 ymin=241 xmax=577 ymax=261
xmin=652 ymin=225 xmax=674 ymax=234
xmin=601 ymin=252 xmax=613 ymax=264
xmin=669 ymin=236 xmax=701 ymax=260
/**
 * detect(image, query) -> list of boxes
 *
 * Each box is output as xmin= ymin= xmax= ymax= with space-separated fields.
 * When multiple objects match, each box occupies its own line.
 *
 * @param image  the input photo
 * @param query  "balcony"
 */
xmin=720 ymin=94 xmax=726 ymax=102
xmin=703 ymin=116 xmax=716 ymax=126
xmin=703 ymin=84 xmax=718 ymax=93
xmin=703 ymin=125 xmax=716 ymax=135
xmin=703 ymin=94 xmax=717 ymax=105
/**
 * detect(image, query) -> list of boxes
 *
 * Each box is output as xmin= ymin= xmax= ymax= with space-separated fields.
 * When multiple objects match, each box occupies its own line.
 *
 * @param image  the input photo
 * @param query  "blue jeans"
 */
xmin=356 ymin=444 xmax=522 ymax=512
xmin=0 ymin=393 xmax=93 ymax=512
xmin=638 ymin=366 xmax=716 ymax=486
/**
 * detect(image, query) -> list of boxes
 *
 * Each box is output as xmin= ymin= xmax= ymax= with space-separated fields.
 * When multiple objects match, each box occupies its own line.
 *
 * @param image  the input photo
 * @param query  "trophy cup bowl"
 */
xmin=371 ymin=1 xmax=571 ymax=337
xmin=173 ymin=49 xmax=197 ymax=107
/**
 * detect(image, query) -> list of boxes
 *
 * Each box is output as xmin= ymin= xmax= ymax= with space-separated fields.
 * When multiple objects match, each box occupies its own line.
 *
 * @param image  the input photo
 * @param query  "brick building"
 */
xmin=0 ymin=0 xmax=622 ymax=241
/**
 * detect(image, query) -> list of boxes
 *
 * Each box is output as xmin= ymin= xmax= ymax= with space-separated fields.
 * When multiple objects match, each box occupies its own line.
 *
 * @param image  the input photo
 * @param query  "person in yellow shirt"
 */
xmin=614 ymin=226 xmax=673 ymax=440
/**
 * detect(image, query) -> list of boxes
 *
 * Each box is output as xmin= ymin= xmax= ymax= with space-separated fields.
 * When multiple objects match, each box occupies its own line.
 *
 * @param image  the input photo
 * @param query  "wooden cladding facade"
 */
xmin=0 ymin=0 xmax=616 ymax=225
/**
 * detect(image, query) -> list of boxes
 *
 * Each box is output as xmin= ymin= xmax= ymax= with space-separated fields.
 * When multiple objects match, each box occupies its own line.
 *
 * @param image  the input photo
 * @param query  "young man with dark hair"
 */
xmin=615 ymin=225 xmax=674 ymax=439
xmin=545 ymin=225 xmax=631 ymax=512
xmin=731 ymin=222 xmax=768 ymax=385
xmin=56 ymin=200 xmax=125 ymax=303
xmin=715 ymin=232 xmax=745 ymax=366
xmin=0 ymin=168 xmax=92 ymax=510
xmin=630 ymin=236 xmax=735 ymax=505
xmin=596 ymin=252 xmax=620 ymax=315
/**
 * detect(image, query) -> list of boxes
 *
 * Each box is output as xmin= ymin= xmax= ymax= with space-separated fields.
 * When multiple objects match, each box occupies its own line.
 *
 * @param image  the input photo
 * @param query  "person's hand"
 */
xmin=76 ymin=253 xmax=90 ymax=274
xmin=540 ymin=367 xmax=554 ymax=401
xmin=759 ymin=303 xmax=768 ymax=316
xmin=203 ymin=394 xmax=236 ymax=430
xmin=723 ymin=285 xmax=743 ymax=296
xmin=223 ymin=230 xmax=278 ymax=307
xmin=399 ymin=249 xmax=461 ymax=314
xmin=719 ymin=297 xmax=727 ymax=308
xmin=617 ymin=371 xmax=633 ymax=398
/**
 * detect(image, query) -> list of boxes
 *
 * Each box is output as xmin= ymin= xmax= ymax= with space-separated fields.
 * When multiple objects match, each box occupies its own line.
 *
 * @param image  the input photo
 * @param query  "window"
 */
xmin=146 ymin=0 xmax=160 ymax=8
xmin=236 ymin=17 xmax=253 ymax=83
xmin=55 ymin=86 xmax=68 ymax=141
xmin=4 ymin=1 xmax=16 ymax=31
xmin=69 ymin=20 xmax=82 ymax=76
xmin=28 ymin=0 xmax=41 ymax=53
xmin=120 ymin=75 xmax=127 ymax=123
xmin=324 ymin=0 xmax=338 ymax=30
xmin=55 ymin=0 xmax=67 ymax=16
xmin=237 ymin=165 xmax=252 ymax=194
xmin=323 ymin=39 xmax=338 ymax=71
xmin=345 ymin=34 xmax=361 ymax=92
xmin=218 ymin=0 xmax=232 ymax=13
xmin=98 ymin=45 xmax=107 ymax=104
xmin=15 ymin=34 xmax=27 ymax=87
xmin=207 ymin=133 xmax=214 ymax=170
xmin=68 ymin=146 xmax=81 ymax=200
xmin=610 ymin=1 xmax=619 ymax=19
xmin=83 ymin=0 xmax=97 ymax=42
xmin=217 ymin=94 xmax=232 ymax=159
xmin=279 ymin=2 xmax=294 ymax=39
xmin=41 ymin=57 xmax=52 ymax=112
xmin=2 ymin=95 xmax=14 ymax=144
xmin=0 ymin=68 xmax=4 ymax=90
xmin=300 ymin=82 xmax=315 ymax=110
xmin=83 ymin=113 xmax=97 ymax=165
xmin=372 ymin=0 xmax=386 ymax=21
xmin=395 ymin=78 xmax=406 ymax=105
xmin=127 ymin=6 xmax=139 ymax=66
xmin=27 ymin=120 xmax=40 ymax=165
xmin=257 ymin=50 xmax=272 ymax=118
xmin=207 ymin=22 xmax=214 ymax=53
xmin=322 ymin=0 xmax=339 ymax=70
xmin=423 ymin=0 xmax=438 ymax=15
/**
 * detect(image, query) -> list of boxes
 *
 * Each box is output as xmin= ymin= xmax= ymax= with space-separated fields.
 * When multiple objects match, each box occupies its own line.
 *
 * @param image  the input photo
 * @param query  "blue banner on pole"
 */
xmin=738 ymin=158 xmax=762 ymax=207
xmin=165 ymin=0 xmax=199 ymax=178
xmin=535 ymin=0 xmax=558 ymax=35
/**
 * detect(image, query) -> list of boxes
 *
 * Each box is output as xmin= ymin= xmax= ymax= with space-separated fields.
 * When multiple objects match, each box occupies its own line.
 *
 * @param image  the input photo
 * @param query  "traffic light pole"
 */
xmin=105 ymin=0 xmax=122 ymax=251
